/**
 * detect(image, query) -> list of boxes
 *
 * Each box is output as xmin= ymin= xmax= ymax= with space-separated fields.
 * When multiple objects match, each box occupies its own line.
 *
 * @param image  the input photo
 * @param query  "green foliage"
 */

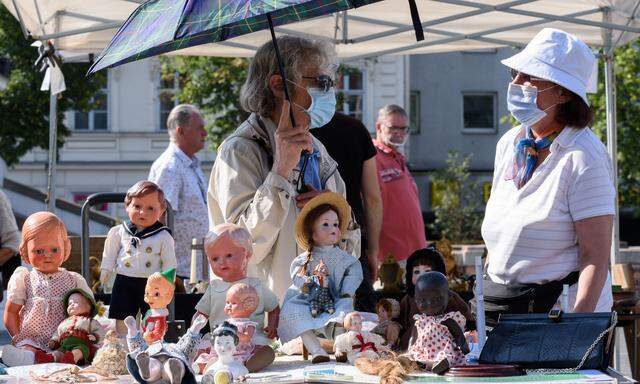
xmin=0 ymin=7 xmax=105 ymax=165
xmin=159 ymin=56 xmax=249 ymax=149
xmin=589 ymin=43 xmax=640 ymax=212
xmin=429 ymin=152 xmax=483 ymax=243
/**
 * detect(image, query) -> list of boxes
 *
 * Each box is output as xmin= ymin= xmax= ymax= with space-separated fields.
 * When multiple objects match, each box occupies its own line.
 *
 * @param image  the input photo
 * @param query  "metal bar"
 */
xmin=35 ymin=21 xmax=123 ymax=40
xmin=46 ymin=92 xmax=57 ymax=213
xmin=603 ymin=8 xmax=620 ymax=267
xmin=274 ymin=26 xmax=339 ymax=43
xmin=433 ymin=0 xmax=640 ymax=34
xmin=344 ymin=8 xmax=600 ymax=62
xmin=351 ymin=0 xmax=536 ymax=44
xmin=613 ymin=0 xmax=640 ymax=49
xmin=342 ymin=11 xmax=348 ymax=44
xmin=58 ymin=10 xmax=118 ymax=24
xmin=32 ymin=0 xmax=44 ymax=27
xmin=217 ymin=40 xmax=259 ymax=51
xmin=10 ymin=0 xmax=30 ymax=39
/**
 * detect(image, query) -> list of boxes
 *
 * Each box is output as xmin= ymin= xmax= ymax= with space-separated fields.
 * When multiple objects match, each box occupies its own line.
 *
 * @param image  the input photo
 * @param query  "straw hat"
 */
xmin=295 ymin=192 xmax=351 ymax=251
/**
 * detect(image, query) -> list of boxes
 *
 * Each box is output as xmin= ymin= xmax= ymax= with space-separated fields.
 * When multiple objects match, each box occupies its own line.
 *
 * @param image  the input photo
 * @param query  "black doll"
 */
xmin=407 ymin=272 xmax=469 ymax=375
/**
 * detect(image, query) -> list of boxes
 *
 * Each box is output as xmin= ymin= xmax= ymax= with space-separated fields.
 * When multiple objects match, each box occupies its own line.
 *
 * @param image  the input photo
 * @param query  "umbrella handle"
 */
xmin=267 ymin=13 xmax=297 ymax=127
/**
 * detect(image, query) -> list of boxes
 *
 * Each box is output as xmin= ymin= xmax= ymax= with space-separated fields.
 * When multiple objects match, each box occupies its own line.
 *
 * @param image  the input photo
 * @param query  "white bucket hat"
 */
xmin=501 ymin=28 xmax=595 ymax=106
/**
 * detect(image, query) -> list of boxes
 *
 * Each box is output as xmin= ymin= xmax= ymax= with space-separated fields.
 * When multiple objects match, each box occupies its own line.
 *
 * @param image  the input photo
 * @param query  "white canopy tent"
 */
xmin=3 ymin=0 xmax=640 ymax=264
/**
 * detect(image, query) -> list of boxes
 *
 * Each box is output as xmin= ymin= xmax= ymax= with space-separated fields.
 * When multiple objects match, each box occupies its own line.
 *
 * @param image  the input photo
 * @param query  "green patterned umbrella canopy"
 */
xmin=88 ymin=0 xmax=385 ymax=73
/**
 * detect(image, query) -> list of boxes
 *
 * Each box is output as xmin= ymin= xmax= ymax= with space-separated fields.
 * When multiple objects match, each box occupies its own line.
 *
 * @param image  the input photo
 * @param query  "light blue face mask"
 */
xmin=290 ymin=80 xmax=336 ymax=128
xmin=507 ymin=83 xmax=557 ymax=127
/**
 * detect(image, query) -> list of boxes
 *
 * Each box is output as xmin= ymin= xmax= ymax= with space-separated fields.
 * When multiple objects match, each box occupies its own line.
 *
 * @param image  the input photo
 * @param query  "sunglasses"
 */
xmin=301 ymin=75 xmax=335 ymax=92
xmin=509 ymin=69 xmax=547 ymax=82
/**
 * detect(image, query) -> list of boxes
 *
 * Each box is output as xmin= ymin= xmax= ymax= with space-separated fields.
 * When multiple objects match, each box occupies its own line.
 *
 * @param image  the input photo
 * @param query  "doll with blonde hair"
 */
xmin=1 ymin=212 xmax=93 ymax=366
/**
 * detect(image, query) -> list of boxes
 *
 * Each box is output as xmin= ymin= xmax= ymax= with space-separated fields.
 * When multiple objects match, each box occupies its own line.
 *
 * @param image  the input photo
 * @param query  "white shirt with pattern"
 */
xmin=149 ymin=143 xmax=209 ymax=280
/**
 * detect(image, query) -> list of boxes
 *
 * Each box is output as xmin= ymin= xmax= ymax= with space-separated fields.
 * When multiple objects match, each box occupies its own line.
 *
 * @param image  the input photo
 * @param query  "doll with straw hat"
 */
xmin=278 ymin=192 xmax=363 ymax=363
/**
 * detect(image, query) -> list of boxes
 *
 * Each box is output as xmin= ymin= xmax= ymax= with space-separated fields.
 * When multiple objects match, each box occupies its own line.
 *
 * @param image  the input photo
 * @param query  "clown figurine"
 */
xmin=142 ymin=268 xmax=176 ymax=344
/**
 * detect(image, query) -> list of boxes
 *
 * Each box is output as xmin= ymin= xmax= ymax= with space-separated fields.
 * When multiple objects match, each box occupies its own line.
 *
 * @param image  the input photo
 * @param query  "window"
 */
xmin=158 ymin=72 xmax=181 ymax=130
xmin=336 ymin=69 xmax=365 ymax=120
xmin=462 ymin=92 xmax=497 ymax=133
xmin=74 ymin=75 xmax=108 ymax=131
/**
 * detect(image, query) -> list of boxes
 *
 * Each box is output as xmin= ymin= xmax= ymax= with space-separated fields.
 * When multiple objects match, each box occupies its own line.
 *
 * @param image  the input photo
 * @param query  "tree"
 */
xmin=159 ymin=56 xmax=249 ymax=149
xmin=589 ymin=43 xmax=640 ymax=213
xmin=0 ymin=7 xmax=105 ymax=166
xmin=429 ymin=152 xmax=483 ymax=243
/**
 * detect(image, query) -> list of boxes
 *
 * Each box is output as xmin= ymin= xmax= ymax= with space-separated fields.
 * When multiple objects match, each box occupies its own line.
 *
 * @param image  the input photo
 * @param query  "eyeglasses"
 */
xmin=382 ymin=123 xmax=410 ymax=134
xmin=301 ymin=75 xmax=334 ymax=92
xmin=509 ymin=69 xmax=547 ymax=83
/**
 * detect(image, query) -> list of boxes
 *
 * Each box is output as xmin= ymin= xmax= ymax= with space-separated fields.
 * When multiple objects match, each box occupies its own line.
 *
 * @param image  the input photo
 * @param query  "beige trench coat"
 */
xmin=208 ymin=114 xmax=360 ymax=301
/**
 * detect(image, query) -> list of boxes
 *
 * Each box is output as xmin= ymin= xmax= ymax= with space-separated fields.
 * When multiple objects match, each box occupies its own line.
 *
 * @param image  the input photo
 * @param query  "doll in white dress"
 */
xmin=334 ymin=312 xmax=386 ymax=364
xmin=202 ymin=322 xmax=249 ymax=384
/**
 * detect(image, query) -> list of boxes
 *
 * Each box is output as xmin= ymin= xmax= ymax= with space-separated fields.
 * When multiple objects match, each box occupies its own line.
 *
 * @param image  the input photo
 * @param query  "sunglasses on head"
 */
xmin=301 ymin=75 xmax=335 ymax=92
xmin=509 ymin=69 xmax=547 ymax=82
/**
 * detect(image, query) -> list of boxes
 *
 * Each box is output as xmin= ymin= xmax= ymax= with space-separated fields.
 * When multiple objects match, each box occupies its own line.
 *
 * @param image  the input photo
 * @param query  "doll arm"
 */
xmin=160 ymin=232 xmax=177 ymax=272
xmin=4 ymin=301 xmax=22 ymax=339
xmin=100 ymin=226 xmax=121 ymax=282
xmin=442 ymin=318 xmax=470 ymax=355
xmin=5 ymin=268 xmax=28 ymax=338
xmin=264 ymin=306 xmax=280 ymax=339
xmin=340 ymin=258 xmax=364 ymax=297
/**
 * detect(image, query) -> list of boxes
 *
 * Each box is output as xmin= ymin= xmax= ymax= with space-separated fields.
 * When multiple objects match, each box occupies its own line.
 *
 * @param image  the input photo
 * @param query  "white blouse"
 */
xmin=482 ymin=125 xmax=615 ymax=311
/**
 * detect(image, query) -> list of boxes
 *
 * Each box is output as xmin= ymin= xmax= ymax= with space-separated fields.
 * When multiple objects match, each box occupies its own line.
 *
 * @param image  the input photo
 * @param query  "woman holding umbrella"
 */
xmin=208 ymin=36 xmax=357 ymax=311
xmin=481 ymin=28 xmax=615 ymax=323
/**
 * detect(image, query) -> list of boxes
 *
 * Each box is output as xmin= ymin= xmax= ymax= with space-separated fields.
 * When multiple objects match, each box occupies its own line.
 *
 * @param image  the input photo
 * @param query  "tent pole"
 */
xmin=46 ymin=91 xmax=58 ymax=213
xmin=603 ymin=8 xmax=619 ymax=267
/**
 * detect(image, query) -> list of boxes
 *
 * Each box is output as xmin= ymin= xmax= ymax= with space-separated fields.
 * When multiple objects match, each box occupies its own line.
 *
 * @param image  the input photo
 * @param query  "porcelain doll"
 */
xmin=334 ymin=312 xmax=386 ymax=364
xmin=202 ymin=322 xmax=249 ymax=384
xmin=1 ymin=211 xmax=93 ymax=367
xmin=195 ymin=223 xmax=279 ymax=372
xmin=100 ymin=180 xmax=177 ymax=336
xmin=142 ymin=268 xmax=176 ymax=344
xmin=125 ymin=313 xmax=207 ymax=384
xmin=278 ymin=192 xmax=363 ymax=364
xmin=48 ymin=288 xmax=104 ymax=364
xmin=92 ymin=330 xmax=129 ymax=375
xmin=408 ymin=272 xmax=469 ymax=375
xmin=305 ymin=260 xmax=335 ymax=317
xmin=371 ymin=299 xmax=402 ymax=349
xmin=398 ymin=247 xmax=474 ymax=350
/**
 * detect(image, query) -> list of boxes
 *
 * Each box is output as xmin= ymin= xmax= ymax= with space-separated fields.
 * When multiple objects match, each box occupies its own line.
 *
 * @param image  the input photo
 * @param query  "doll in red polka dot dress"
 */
xmin=408 ymin=272 xmax=470 ymax=375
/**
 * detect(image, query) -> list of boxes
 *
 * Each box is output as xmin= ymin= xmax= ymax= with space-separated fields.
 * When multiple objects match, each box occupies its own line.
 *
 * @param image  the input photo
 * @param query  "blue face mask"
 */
xmin=507 ymin=83 xmax=557 ymax=127
xmin=290 ymin=80 xmax=336 ymax=128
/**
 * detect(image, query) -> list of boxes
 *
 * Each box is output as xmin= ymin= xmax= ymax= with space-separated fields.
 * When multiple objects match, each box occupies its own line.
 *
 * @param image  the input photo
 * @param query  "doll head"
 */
xmin=144 ymin=269 xmax=176 ymax=310
xmin=63 ymin=289 xmax=97 ymax=317
xmin=295 ymin=192 xmax=351 ymax=251
xmin=19 ymin=211 xmax=71 ymax=273
xmin=376 ymin=299 xmax=399 ymax=322
xmin=405 ymin=246 xmax=446 ymax=297
xmin=414 ymin=272 xmax=449 ymax=316
xmin=212 ymin=321 xmax=239 ymax=357
xmin=224 ymin=283 xmax=258 ymax=318
xmin=343 ymin=312 xmax=363 ymax=332
xmin=125 ymin=181 xmax=166 ymax=230
xmin=204 ymin=223 xmax=253 ymax=282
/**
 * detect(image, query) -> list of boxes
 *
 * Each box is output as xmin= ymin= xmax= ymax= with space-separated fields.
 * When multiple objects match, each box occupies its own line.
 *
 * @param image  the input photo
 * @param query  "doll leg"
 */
xmin=135 ymin=351 xmax=162 ymax=381
xmin=300 ymin=330 xmax=329 ymax=364
xmin=162 ymin=358 xmax=185 ymax=384
xmin=245 ymin=345 xmax=275 ymax=373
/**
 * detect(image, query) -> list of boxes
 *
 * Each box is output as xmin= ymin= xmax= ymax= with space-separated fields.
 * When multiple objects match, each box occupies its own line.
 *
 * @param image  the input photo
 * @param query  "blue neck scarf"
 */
xmin=298 ymin=149 xmax=323 ymax=191
xmin=513 ymin=127 xmax=558 ymax=189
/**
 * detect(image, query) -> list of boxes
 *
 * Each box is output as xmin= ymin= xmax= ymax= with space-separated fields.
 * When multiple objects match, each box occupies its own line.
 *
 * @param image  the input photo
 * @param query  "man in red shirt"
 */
xmin=373 ymin=105 xmax=427 ymax=267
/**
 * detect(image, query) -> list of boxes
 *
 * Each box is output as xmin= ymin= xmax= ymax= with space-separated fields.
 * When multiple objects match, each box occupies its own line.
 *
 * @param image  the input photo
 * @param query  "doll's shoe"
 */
xmin=202 ymin=369 xmax=232 ymax=384
xmin=311 ymin=350 xmax=331 ymax=364
xmin=1 ymin=345 xmax=35 ymax=366
xmin=135 ymin=351 xmax=152 ymax=380
xmin=431 ymin=358 xmax=450 ymax=375
xmin=166 ymin=357 xmax=185 ymax=384
xmin=58 ymin=351 xmax=76 ymax=364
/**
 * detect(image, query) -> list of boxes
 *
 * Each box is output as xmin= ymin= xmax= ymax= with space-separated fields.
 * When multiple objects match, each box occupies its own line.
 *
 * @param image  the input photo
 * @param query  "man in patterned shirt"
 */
xmin=149 ymin=104 xmax=209 ymax=289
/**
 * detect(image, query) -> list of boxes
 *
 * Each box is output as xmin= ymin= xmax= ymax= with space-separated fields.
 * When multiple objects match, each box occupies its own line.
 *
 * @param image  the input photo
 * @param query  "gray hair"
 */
xmin=377 ymin=104 xmax=408 ymax=123
xmin=167 ymin=104 xmax=200 ymax=139
xmin=240 ymin=36 xmax=337 ymax=116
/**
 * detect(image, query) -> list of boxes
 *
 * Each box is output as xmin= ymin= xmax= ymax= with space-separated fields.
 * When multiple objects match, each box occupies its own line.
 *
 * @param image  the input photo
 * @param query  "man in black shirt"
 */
xmin=311 ymin=112 xmax=382 ymax=312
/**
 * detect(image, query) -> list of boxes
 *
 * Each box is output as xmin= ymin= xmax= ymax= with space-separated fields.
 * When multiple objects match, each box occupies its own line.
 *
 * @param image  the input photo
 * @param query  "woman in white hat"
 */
xmin=480 ymin=28 xmax=615 ymax=323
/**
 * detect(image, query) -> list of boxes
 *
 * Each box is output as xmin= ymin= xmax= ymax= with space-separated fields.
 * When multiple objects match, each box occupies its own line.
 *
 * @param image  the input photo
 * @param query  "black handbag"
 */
xmin=479 ymin=311 xmax=617 ymax=371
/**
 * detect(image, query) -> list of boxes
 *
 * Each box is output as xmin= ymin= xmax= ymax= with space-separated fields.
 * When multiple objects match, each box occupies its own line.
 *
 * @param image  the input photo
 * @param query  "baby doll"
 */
xmin=398 ymin=247 xmax=474 ymax=350
xmin=48 ymin=288 xmax=104 ymax=364
xmin=1 ymin=211 xmax=93 ymax=367
xmin=125 ymin=313 xmax=207 ymax=384
xmin=195 ymin=223 xmax=279 ymax=372
xmin=334 ymin=312 xmax=386 ymax=364
xmin=92 ymin=330 xmax=129 ymax=375
xmin=100 ymin=181 xmax=177 ymax=336
xmin=142 ymin=268 xmax=176 ymax=344
xmin=225 ymin=283 xmax=259 ymax=363
xmin=408 ymin=272 xmax=470 ymax=374
xmin=371 ymin=299 xmax=402 ymax=349
xmin=278 ymin=192 xmax=363 ymax=364
xmin=202 ymin=322 xmax=249 ymax=384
